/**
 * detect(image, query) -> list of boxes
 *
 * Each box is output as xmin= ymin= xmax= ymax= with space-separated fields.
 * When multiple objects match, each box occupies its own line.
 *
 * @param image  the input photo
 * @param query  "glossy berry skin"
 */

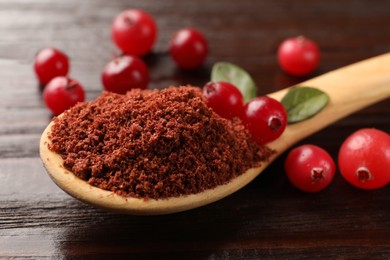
xmin=277 ymin=36 xmax=320 ymax=76
xmin=102 ymin=55 xmax=149 ymax=94
xmin=338 ymin=128 xmax=390 ymax=190
xmin=169 ymin=28 xmax=208 ymax=69
xmin=43 ymin=76 xmax=85 ymax=115
xmin=203 ymin=81 xmax=244 ymax=120
xmin=241 ymin=96 xmax=287 ymax=144
xmin=111 ymin=9 xmax=157 ymax=56
xmin=285 ymin=144 xmax=336 ymax=192
xmin=34 ymin=48 xmax=69 ymax=86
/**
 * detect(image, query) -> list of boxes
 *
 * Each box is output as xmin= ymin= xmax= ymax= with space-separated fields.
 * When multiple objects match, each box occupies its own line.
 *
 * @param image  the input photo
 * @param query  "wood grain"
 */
xmin=1 ymin=0 xmax=390 ymax=258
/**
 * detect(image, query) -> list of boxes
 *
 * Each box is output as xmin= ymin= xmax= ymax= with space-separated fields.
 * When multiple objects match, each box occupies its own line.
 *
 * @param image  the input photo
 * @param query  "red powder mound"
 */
xmin=48 ymin=86 xmax=274 ymax=199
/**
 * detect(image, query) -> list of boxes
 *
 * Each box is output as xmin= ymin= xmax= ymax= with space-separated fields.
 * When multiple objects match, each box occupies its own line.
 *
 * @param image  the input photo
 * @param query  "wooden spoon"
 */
xmin=40 ymin=53 xmax=390 ymax=215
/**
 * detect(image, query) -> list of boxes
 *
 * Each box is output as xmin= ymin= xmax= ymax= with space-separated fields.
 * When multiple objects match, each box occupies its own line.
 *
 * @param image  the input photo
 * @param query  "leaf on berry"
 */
xmin=281 ymin=86 xmax=329 ymax=123
xmin=211 ymin=62 xmax=256 ymax=103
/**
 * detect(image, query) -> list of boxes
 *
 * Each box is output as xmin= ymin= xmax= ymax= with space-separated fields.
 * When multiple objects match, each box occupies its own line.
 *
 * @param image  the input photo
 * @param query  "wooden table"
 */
xmin=1 ymin=0 xmax=389 ymax=258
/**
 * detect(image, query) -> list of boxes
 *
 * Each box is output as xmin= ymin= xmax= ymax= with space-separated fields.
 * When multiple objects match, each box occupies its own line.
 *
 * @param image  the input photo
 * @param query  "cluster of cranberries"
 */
xmin=104 ymin=9 xmax=208 ymax=93
xmin=34 ymin=48 xmax=85 ymax=115
xmin=285 ymin=129 xmax=390 ymax=193
xmin=34 ymin=9 xmax=208 ymax=115
xmin=203 ymin=81 xmax=287 ymax=145
xmin=200 ymin=36 xmax=320 ymax=145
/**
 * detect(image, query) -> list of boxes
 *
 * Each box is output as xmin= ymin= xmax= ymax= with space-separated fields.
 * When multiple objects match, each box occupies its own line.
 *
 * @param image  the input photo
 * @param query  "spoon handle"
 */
xmin=268 ymin=52 xmax=390 ymax=152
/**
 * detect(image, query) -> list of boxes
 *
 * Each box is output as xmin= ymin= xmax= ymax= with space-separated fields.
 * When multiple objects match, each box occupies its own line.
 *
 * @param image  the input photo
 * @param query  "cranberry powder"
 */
xmin=48 ymin=86 xmax=274 ymax=199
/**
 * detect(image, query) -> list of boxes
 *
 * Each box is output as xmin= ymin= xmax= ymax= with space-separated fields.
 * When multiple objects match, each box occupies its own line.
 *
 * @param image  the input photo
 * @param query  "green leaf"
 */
xmin=211 ymin=62 xmax=257 ymax=103
xmin=281 ymin=86 xmax=329 ymax=123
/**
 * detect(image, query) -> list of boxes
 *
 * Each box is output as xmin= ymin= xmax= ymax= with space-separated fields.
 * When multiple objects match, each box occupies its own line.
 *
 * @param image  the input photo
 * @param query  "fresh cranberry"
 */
xmin=338 ymin=128 xmax=390 ymax=190
xmin=169 ymin=27 xmax=208 ymax=69
xmin=43 ymin=76 xmax=85 ymax=115
xmin=101 ymin=55 xmax=149 ymax=94
xmin=241 ymin=96 xmax=287 ymax=144
xmin=34 ymin=48 xmax=69 ymax=86
xmin=277 ymin=36 xmax=320 ymax=76
xmin=111 ymin=9 xmax=157 ymax=56
xmin=285 ymin=144 xmax=336 ymax=192
xmin=203 ymin=81 xmax=244 ymax=120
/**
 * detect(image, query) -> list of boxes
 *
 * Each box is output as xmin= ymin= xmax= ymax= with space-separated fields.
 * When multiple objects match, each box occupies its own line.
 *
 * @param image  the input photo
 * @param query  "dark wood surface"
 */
xmin=1 ymin=0 xmax=390 ymax=258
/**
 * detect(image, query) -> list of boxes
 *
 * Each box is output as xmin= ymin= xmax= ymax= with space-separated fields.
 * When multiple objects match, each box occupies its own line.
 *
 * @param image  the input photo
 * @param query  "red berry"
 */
xmin=111 ymin=9 xmax=157 ymax=56
xmin=277 ymin=36 xmax=320 ymax=76
xmin=241 ymin=96 xmax=287 ymax=144
xmin=34 ymin=48 xmax=69 ymax=86
xmin=169 ymin=28 xmax=208 ymax=69
xmin=102 ymin=55 xmax=149 ymax=94
xmin=203 ymin=81 xmax=244 ymax=120
xmin=43 ymin=76 xmax=85 ymax=115
xmin=338 ymin=128 xmax=390 ymax=190
xmin=285 ymin=144 xmax=336 ymax=192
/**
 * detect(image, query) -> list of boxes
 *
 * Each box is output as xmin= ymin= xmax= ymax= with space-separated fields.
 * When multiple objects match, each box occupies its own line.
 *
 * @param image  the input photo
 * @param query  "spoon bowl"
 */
xmin=40 ymin=53 xmax=390 ymax=215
